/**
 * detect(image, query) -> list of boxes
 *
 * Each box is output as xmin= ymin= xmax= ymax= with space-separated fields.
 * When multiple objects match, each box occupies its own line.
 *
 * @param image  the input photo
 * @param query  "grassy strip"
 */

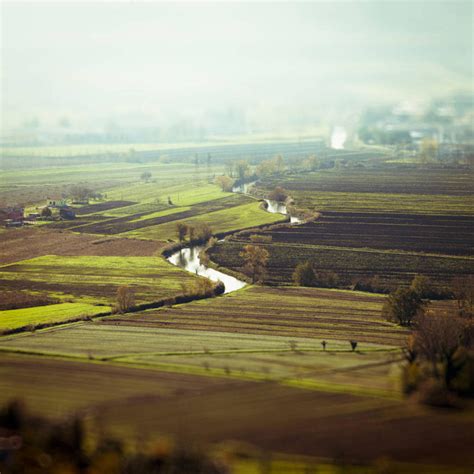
xmin=0 ymin=303 xmax=111 ymax=332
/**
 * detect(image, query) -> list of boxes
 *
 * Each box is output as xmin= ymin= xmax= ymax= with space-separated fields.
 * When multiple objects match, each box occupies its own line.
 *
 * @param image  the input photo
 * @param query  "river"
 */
xmin=167 ymin=183 xmax=300 ymax=294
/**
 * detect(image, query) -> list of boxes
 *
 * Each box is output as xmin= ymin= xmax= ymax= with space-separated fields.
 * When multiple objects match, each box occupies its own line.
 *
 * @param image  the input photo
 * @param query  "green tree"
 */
xmin=382 ymin=287 xmax=425 ymax=326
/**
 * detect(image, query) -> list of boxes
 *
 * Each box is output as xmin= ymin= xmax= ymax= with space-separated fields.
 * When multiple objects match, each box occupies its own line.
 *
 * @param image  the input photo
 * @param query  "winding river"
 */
xmin=167 ymin=182 xmax=300 ymax=294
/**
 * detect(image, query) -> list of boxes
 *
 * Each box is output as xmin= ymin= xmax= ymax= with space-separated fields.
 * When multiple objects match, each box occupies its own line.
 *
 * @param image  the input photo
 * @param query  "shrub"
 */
xmin=401 ymin=362 xmax=422 ymax=394
xmin=249 ymin=234 xmax=272 ymax=244
xmin=417 ymin=378 xmax=455 ymax=407
xmin=41 ymin=206 xmax=52 ymax=217
xmin=293 ymin=261 xmax=316 ymax=287
xmin=410 ymin=274 xmax=434 ymax=299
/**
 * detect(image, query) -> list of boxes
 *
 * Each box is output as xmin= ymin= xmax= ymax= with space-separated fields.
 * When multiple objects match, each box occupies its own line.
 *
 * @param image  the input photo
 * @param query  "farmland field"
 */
xmin=260 ymin=212 xmax=474 ymax=256
xmin=0 ymin=255 xmax=201 ymax=306
xmin=1 ymin=149 xmax=473 ymax=472
xmin=0 ymin=302 xmax=110 ymax=331
xmin=209 ymin=166 xmax=474 ymax=289
xmin=125 ymin=201 xmax=283 ymax=240
xmin=209 ymin=240 xmax=474 ymax=288
xmin=4 ymin=3 xmax=474 ymax=470
xmin=105 ymin=286 xmax=405 ymax=345
xmin=0 ymin=227 xmax=163 ymax=265
xmin=0 ymin=286 xmax=406 ymax=399
xmin=265 ymin=167 xmax=474 ymax=196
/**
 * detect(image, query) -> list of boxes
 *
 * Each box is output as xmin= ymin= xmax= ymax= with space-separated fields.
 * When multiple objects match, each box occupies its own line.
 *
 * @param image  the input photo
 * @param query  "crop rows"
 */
xmin=267 ymin=167 xmax=474 ymax=196
xmin=102 ymin=286 xmax=405 ymax=346
xmin=209 ymin=241 xmax=474 ymax=288
xmin=252 ymin=212 xmax=474 ymax=256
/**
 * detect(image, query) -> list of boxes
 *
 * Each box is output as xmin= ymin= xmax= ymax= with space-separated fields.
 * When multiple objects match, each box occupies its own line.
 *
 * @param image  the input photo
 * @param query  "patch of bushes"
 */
xmin=292 ymin=261 xmax=341 ymax=289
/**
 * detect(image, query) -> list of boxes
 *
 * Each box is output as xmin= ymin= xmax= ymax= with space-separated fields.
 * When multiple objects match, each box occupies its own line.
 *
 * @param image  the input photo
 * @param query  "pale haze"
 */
xmin=1 ymin=1 xmax=472 ymax=133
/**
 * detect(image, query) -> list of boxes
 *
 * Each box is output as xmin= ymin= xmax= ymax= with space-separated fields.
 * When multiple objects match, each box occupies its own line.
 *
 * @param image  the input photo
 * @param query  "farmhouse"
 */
xmin=59 ymin=207 xmax=76 ymax=220
xmin=0 ymin=206 xmax=24 ymax=226
xmin=46 ymin=196 xmax=67 ymax=208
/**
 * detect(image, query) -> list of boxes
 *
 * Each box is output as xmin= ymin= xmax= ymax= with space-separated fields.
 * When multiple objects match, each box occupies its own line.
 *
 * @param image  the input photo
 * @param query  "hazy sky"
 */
xmin=1 ymin=1 xmax=472 ymax=129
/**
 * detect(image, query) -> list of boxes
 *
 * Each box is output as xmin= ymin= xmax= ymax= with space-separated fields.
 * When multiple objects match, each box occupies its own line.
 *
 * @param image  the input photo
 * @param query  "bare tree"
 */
xmin=215 ymin=175 xmax=235 ymax=192
xmin=116 ymin=285 xmax=135 ymax=313
xmin=413 ymin=312 xmax=467 ymax=388
xmin=451 ymin=275 xmax=474 ymax=316
xmin=268 ymin=186 xmax=288 ymax=202
xmin=176 ymin=222 xmax=188 ymax=242
xmin=234 ymin=160 xmax=249 ymax=180
xmin=188 ymin=225 xmax=195 ymax=242
xmin=195 ymin=223 xmax=213 ymax=243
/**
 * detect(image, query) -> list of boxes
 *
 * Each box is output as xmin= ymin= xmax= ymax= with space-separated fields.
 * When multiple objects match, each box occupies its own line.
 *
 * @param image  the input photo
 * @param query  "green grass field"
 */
xmin=0 ymin=302 xmax=110 ymax=331
xmin=125 ymin=201 xmax=283 ymax=240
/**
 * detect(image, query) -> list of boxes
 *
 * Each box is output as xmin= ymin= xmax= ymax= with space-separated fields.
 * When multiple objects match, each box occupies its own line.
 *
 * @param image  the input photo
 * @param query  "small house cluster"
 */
xmin=46 ymin=197 xmax=76 ymax=220
xmin=2 ymin=196 xmax=76 ymax=228
xmin=44 ymin=196 xmax=76 ymax=220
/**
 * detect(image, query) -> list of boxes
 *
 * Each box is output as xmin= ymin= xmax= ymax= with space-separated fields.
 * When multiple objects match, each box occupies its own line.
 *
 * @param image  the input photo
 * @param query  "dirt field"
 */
xmin=262 ymin=212 xmax=474 ymax=256
xmin=209 ymin=239 xmax=474 ymax=289
xmin=0 ymin=227 xmax=163 ymax=265
xmin=1 ymin=353 xmax=473 ymax=467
